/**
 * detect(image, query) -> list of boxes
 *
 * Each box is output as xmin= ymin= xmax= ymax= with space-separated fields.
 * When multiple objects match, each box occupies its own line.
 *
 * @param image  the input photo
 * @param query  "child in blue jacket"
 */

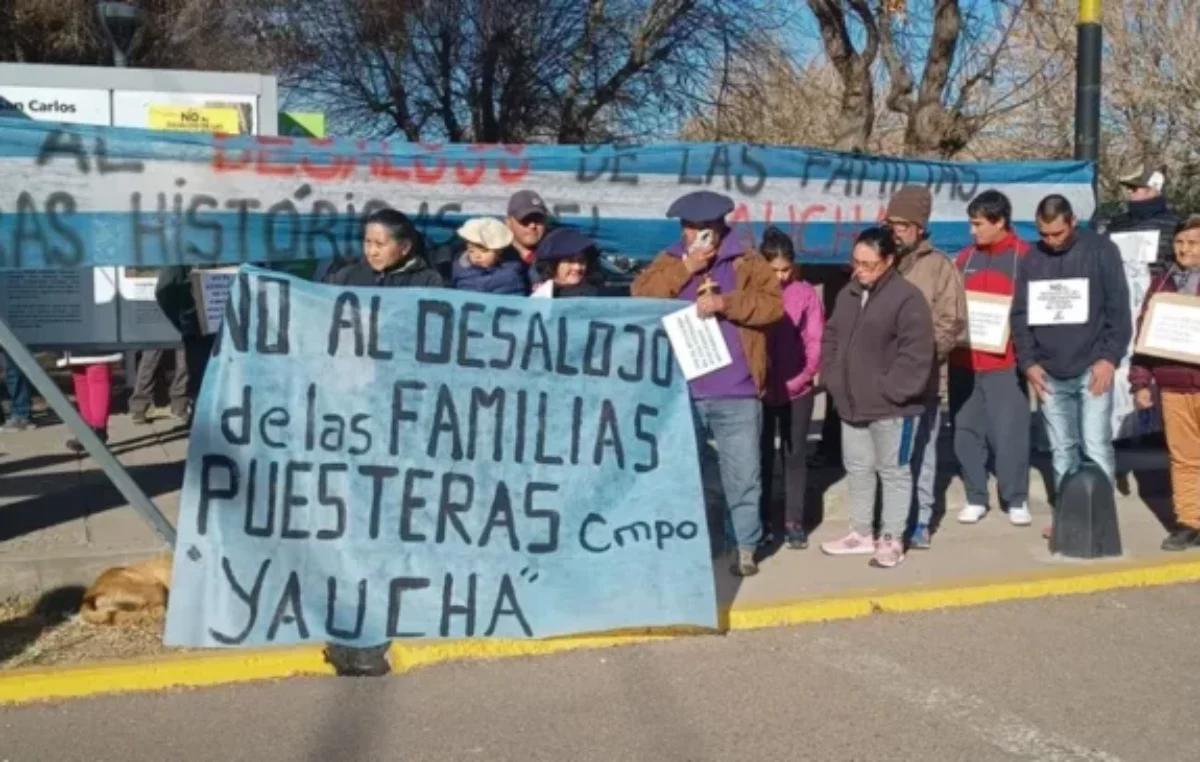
xmin=451 ymin=217 xmax=529 ymax=295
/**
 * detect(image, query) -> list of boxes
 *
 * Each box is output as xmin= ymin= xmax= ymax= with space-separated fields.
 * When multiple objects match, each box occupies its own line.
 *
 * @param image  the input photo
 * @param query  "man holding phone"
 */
xmin=632 ymin=191 xmax=783 ymax=576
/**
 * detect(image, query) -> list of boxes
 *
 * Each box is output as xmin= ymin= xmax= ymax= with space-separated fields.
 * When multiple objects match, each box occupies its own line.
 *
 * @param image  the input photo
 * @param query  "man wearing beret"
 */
xmin=886 ymin=185 xmax=967 ymax=549
xmin=632 ymin=190 xmax=784 ymax=576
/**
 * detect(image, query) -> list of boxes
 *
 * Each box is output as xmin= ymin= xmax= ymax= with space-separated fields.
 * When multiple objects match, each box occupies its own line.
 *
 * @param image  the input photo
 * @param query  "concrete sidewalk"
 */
xmin=0 ymin=411 xmax=184 ymax=596
xmin=0 ymin=406 xmax=1182 ymax=608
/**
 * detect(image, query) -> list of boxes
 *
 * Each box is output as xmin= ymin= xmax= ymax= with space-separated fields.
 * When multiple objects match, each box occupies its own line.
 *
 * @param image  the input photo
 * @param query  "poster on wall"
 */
xmin=112 ymin=91 xmax=256 ymax=133
xmin=0 ymin=269 xmax=120 ymax=347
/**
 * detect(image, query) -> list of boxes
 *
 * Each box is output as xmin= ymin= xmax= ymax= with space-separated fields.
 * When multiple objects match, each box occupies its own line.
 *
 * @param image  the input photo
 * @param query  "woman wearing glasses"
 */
xmin=818 ymin=227 xmax=935 ymax=569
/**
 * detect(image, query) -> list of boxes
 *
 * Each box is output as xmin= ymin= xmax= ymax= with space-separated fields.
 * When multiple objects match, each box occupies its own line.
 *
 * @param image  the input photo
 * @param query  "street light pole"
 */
xmin=1074 ymin=0 xmax=1102 ymax=163
xmin=95 ymin=1 xmax=143 ymax=68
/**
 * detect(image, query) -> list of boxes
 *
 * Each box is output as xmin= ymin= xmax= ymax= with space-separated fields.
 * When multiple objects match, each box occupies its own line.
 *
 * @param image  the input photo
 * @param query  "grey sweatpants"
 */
xmin=843 ymin=416 xmax=919 ymax=538
xmin=949 ymin=367 xmax=1030 ymax=507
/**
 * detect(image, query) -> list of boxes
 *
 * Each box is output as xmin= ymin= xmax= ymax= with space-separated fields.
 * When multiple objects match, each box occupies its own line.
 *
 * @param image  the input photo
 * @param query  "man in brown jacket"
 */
xmin=886 ymin=185 xmax=967 ymax=549
xmin=631 ymin=190 xmax=783 ymax=577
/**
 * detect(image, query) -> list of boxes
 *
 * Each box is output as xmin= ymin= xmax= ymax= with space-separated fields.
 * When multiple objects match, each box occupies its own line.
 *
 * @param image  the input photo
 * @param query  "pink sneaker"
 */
xmin=820 ymin=530 xmax=876 ymax=556
xmin=871 ymin=534 xmax=905 ymax=568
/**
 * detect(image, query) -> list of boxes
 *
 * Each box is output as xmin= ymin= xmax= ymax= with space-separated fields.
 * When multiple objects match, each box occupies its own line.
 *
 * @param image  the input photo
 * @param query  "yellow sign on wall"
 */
xmin=148 ymin=105 xmax=241 ymax=133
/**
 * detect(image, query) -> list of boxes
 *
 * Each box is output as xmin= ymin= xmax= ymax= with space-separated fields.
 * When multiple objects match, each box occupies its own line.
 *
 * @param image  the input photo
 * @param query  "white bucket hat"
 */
xmin=457 ymin=217 xmax=514 ymax=250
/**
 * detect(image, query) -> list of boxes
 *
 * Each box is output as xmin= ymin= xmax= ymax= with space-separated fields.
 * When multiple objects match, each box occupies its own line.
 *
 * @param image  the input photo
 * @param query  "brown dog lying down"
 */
xmin=80 ymin=554 xmax=173 ymax=626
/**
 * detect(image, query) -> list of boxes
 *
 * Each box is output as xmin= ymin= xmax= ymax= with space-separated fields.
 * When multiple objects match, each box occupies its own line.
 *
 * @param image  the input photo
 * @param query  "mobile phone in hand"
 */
xmin=689 ymin=229 xmax=714 ymax=254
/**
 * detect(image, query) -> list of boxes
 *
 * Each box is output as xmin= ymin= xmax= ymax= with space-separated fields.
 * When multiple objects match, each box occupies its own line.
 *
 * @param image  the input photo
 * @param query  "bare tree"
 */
xmin=257 ymin=0 xmax=778 ymax=143
xmin=806 ymin=0 xmax=879 ymax=152
xmin=795 ymin=0 xmax=1060 ymax=158
xmin=984 ymin=0 xmax=1200 ymax=211
xmin=680 ymin=44 xmax=909 ymax=154
xmin=0 ymin=0 xmax=274 ymax=72
xmin=876 ymin=0 xmax=1064 ymax=157
xmin=1 ymin=0 xmax=106 ymax=64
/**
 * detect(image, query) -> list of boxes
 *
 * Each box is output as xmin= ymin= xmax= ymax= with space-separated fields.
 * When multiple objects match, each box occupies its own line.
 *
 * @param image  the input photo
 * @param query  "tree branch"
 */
xmin=878 ymin=7 xmax=915 ymax=116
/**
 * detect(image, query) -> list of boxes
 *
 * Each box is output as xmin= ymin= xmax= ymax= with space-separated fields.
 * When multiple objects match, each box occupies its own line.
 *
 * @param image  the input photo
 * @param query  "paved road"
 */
xmin=4 ymin=585 xmax=1197 ymax=762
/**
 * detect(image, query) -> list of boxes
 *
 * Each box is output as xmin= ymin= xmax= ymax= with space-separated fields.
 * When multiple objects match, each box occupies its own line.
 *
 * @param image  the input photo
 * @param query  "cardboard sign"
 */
xmin=1135 ymin=292 xmax=1200 ymax=365
xmin=962 ymin=291 xmax=1012 ymax=354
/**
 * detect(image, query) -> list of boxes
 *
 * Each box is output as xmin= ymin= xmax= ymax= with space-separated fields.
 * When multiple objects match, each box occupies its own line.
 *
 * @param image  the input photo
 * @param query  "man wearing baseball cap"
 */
xmin=1102 ymin=165 xmax=1177 ymax=276
xmin=885 ymin=185 xmax=967 ymax=549
xmin=505 ymin=189 xmax=551 ymax=268
xmin=631 ymin=190 xmax=783 ymax=577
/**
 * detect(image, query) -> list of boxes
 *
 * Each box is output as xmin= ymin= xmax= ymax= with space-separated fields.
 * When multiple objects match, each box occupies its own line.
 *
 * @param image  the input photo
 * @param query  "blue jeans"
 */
xmin=4 ymin=354 xmax=30 ymax=421
xmin=908 ymin=402 xmax=940 ymax=527
xmin=1041 ymin=367 xmax=1115 ymax=490
xmin=693 ymin=398 xmax=763 ymax=550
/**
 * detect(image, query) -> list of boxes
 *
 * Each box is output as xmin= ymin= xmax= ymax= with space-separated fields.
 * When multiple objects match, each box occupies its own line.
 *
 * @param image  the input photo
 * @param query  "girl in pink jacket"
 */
xmin=759 ymin=227 xmax=825 ymax=549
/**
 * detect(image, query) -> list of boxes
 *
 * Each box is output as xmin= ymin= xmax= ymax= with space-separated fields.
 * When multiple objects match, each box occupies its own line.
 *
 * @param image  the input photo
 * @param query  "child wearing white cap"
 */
xmin=451 ymin=217 xmax=529 ymax=295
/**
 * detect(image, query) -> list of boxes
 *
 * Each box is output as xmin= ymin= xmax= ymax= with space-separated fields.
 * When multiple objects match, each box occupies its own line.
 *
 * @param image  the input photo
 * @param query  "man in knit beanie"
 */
xmin=885 ymin=185 xmax=967 ymax=550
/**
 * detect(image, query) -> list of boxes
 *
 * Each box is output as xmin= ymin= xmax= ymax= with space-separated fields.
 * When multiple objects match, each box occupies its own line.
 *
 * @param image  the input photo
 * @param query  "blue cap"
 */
xmin=535 ymin=227 xmax=597 ymax=262
xmin=666 ymin=190 xmax=735 ymax=223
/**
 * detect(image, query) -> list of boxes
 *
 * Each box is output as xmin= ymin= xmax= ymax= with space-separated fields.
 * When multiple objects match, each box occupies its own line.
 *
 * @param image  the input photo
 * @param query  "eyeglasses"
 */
xmin=852 ymin=258 xmax=884 ymax=272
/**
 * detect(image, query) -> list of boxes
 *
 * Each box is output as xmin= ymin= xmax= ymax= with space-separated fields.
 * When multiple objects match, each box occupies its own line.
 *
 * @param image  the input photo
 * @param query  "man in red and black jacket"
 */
xmin=948 ymin=190 xmax=1033 ymax=528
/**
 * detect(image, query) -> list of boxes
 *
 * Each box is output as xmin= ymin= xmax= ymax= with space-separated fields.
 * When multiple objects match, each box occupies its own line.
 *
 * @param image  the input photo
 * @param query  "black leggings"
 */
xmin=760 ymin=393 xmax=816 ymax=532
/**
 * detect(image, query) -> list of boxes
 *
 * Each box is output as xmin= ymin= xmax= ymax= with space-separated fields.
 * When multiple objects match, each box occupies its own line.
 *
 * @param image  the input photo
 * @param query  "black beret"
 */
xmin=535 ymin=227 xmax=597 ymax=262
xmin=666 ymin=190 xmax=735 ymax=223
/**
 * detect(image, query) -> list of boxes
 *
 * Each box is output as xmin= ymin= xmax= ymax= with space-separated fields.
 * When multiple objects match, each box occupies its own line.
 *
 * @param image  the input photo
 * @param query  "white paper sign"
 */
xmin=661 ymin=305 xmax=732 ymax=380
xmin=531 ymin=280 xmax=554 ymax=299
xmin=963 ymin=292 xmax=1012 ymax=353
xmin=1028 ymin=278 xmax=1089 ymax=326
xmin=191 ymin=269 xmax=238 ymax=335
xmin=1110 ymin=230 xmax=1161 ymax=264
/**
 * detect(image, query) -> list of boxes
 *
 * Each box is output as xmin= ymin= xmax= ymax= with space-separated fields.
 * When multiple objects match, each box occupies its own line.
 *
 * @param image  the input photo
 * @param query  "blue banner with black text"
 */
xmin=0 ymin=119 xmax=1095 ymax=266
xmin=164 ymin=268 xmax=716 ymax=647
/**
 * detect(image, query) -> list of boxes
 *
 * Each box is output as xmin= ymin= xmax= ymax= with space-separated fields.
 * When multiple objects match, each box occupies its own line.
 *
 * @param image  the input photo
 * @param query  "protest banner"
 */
xmin=0 ymin=119 xmax=1095 ymax=269
xmin=164 ymin=268 xmax=716 ymax=647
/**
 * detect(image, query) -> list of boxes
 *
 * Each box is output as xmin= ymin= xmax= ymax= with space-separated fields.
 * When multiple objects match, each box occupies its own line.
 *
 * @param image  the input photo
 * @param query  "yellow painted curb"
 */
xmin=3 ymin=556 xmax=1200 ymax=707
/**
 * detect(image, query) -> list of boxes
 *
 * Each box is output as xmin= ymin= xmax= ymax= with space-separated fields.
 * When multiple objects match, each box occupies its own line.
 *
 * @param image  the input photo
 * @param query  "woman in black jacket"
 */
xmin=323 ymin=207 xmax=444 ymax=679
xmin=326 ymin=208 xmax=444 ymax=288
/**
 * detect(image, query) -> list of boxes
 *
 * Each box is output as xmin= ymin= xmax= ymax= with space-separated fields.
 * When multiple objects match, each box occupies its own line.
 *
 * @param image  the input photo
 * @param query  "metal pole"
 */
xmin=1074 ymin=0 xmax=1102 ymax=164
xmin=95 ymin=2 xmax=138 ymax=381
xmin=0 ymin=318 xmax=177 ymax=546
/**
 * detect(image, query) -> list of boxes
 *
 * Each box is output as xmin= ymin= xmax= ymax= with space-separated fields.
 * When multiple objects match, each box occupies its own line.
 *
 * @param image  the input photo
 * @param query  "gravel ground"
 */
xmin=0 ymin=594 xmax=180 ymax=670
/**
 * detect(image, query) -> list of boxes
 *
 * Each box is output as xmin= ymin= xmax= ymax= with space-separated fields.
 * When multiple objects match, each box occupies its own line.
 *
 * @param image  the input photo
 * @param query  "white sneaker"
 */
xmin=1008 ymin=504 xmax=1033 ymax=526
xmin=958 ymin=504 xmax=987 ymax=524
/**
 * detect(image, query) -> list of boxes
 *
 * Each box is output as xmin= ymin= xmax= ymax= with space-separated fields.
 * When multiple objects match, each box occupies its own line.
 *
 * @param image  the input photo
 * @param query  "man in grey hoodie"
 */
xmin=1010 ymin=195 xmax=1131 ymax=533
